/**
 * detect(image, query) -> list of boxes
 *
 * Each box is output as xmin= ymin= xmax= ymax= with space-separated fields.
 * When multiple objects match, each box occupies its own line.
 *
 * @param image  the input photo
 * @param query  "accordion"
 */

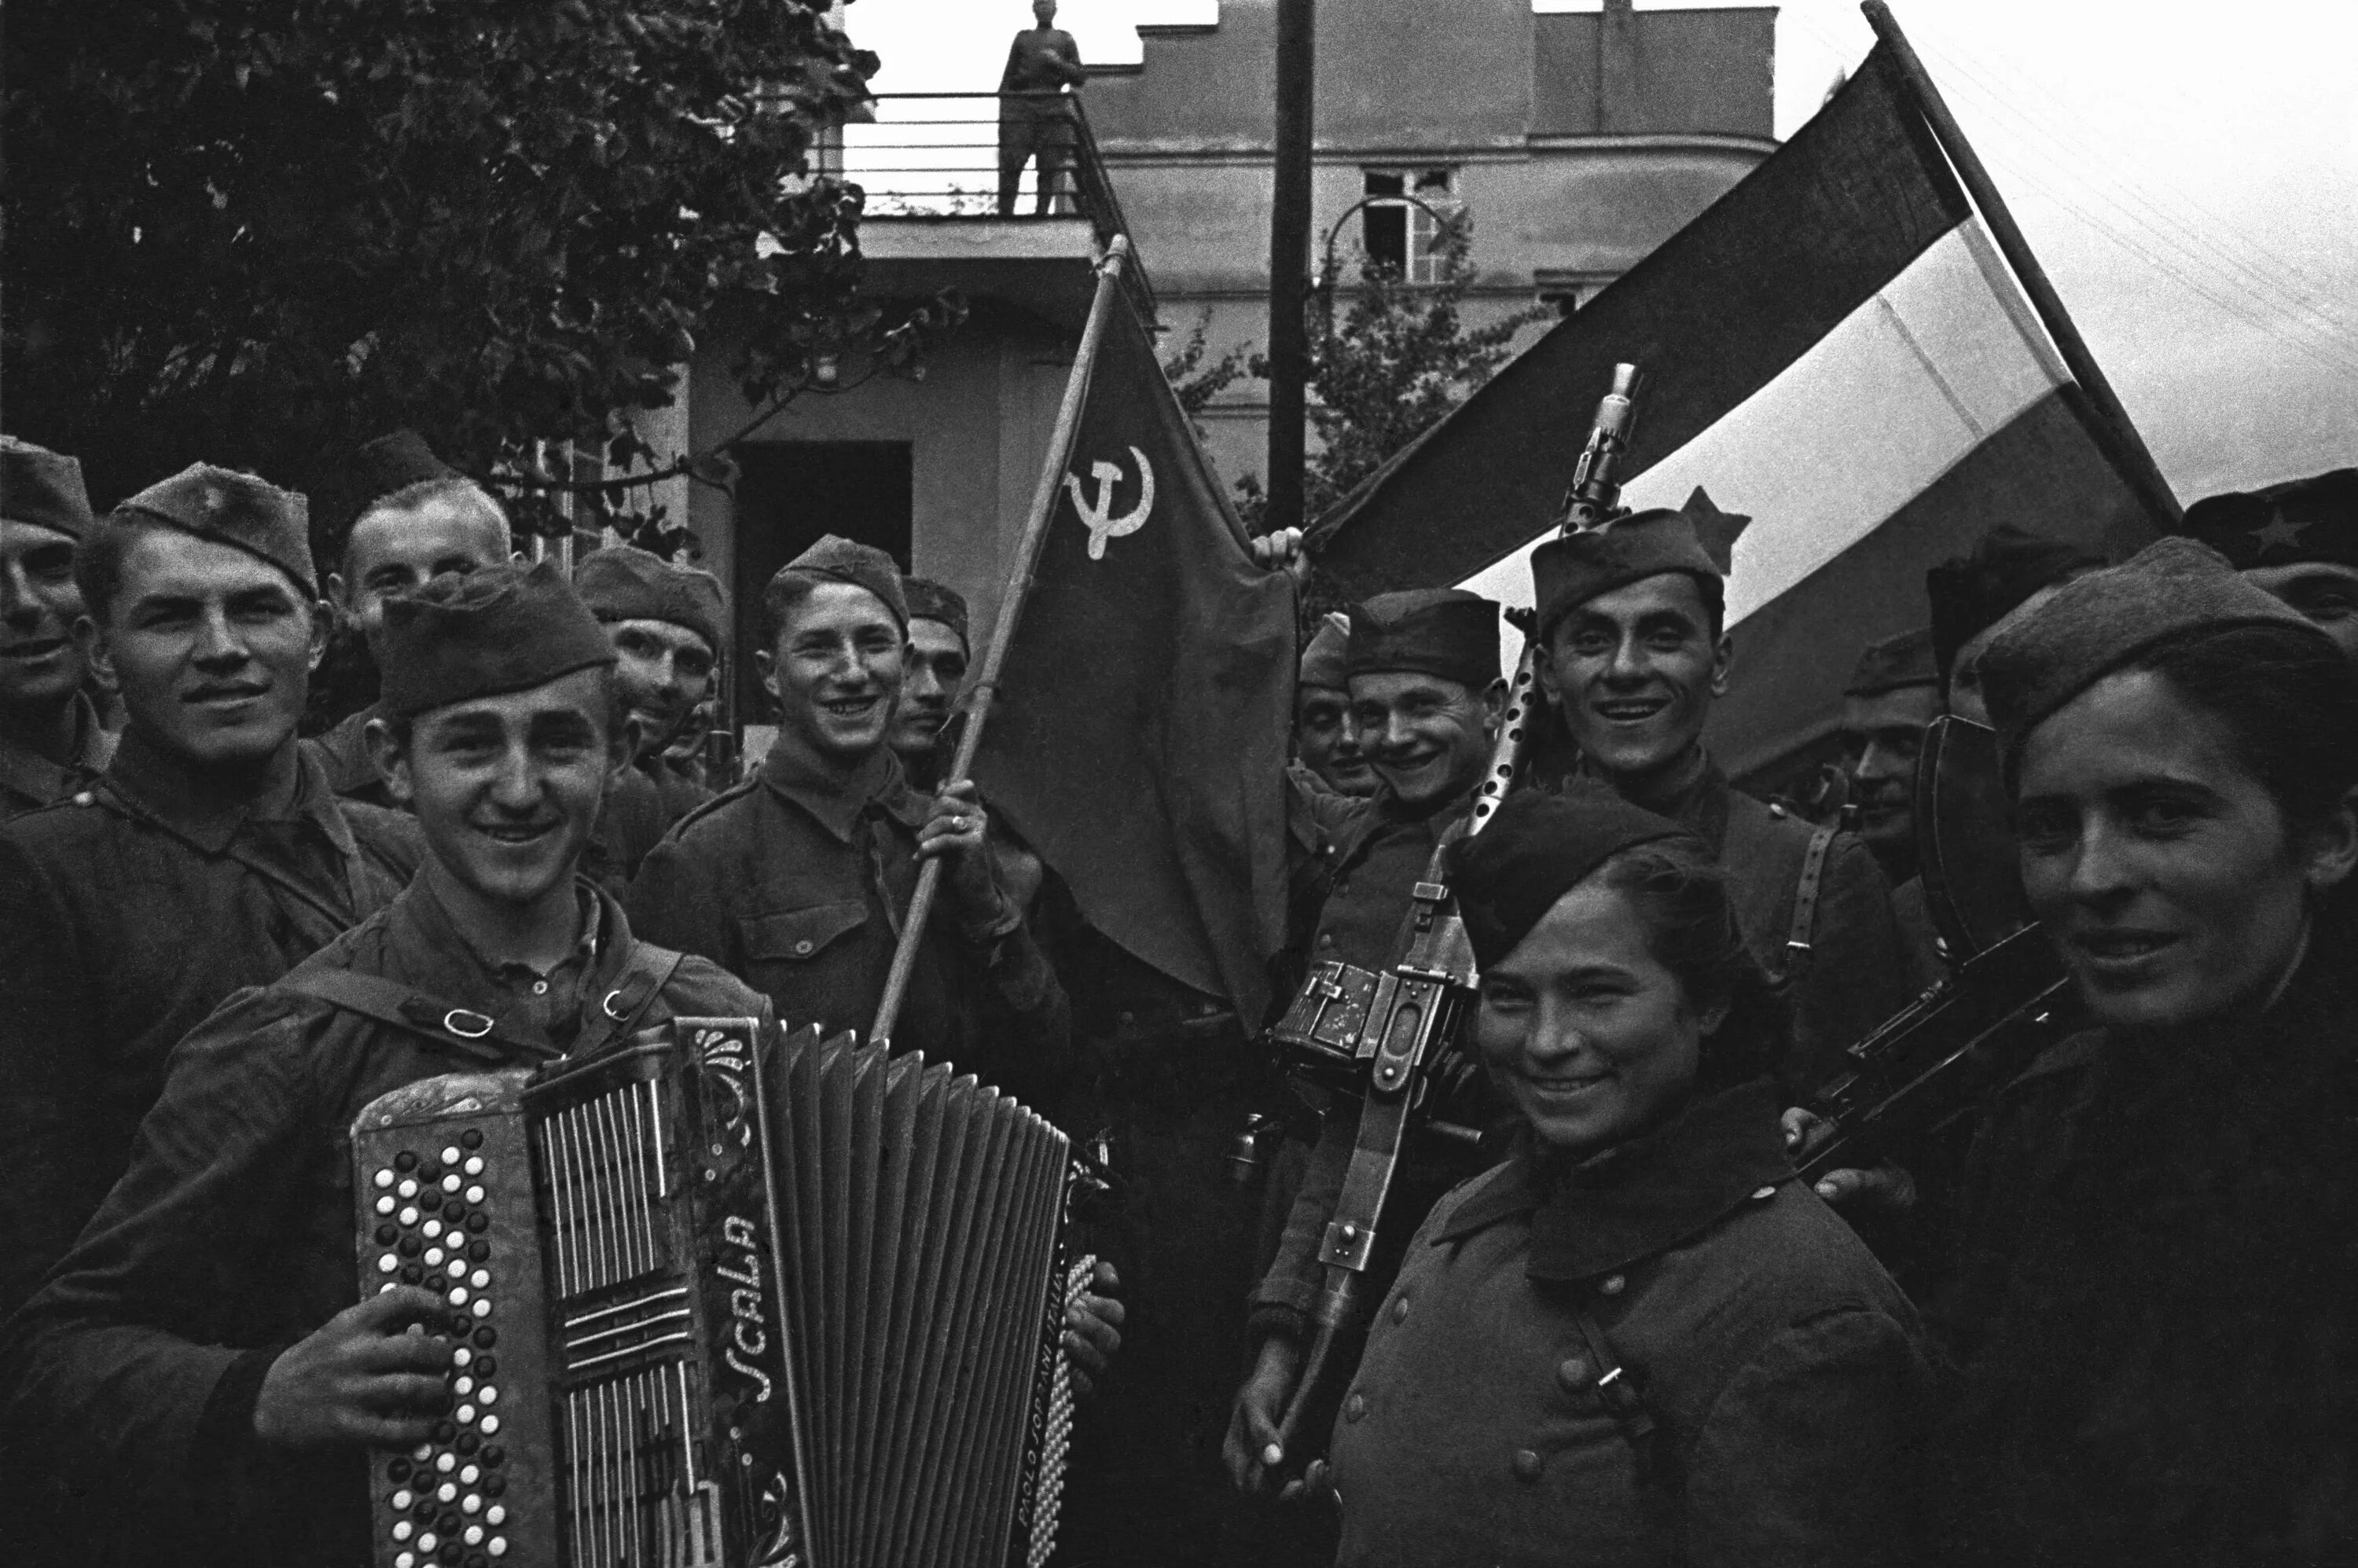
xmin=351 ymin=1019 xmax=1086 ymax=1568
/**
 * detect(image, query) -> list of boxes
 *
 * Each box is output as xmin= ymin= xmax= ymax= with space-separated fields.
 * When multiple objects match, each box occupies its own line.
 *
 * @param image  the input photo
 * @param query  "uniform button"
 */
xmin=1317 ymin=935 xmax=1335 ymax=948
xmin=1751 ymin=1184 xmax=1778 ymax=1201
xmin=1343 ymin=1393 xmax=1367 ymax=1423
xmin=72 ymin=791 xmax=94 ymax=806
xmin=793 ymin=939 xmax=815 ymax=956
xmin=1556 ymin=1354 xmax=1594 ymax=1392
xmin=1599 ymin=1274 xmax=1626 ymax=1297
xmin=1511 ymin=1448 xmax=1543 ymax=1482
xmin=1390 ymin=1296 xmax=1409 ymax=1324
xmin=531 ymin=981 xmax=547 ymax=996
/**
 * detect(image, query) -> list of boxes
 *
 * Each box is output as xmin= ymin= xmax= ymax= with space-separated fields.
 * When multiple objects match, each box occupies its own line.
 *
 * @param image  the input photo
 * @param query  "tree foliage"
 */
xmin=1239 ymin=226 xmax=1546 ymax=531
xmin=1 ymin=0 xmax=946 ymax=530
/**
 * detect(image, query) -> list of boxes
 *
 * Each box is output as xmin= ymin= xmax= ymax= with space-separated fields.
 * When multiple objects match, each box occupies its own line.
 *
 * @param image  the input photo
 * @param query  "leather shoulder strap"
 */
xmin=274 ymin=968 xmax=552 ymax=1063
xmin=568 ymin=940 xmax=689 ymax=1063
xmin=1780 ymin=824 xmax=1839 ymax=976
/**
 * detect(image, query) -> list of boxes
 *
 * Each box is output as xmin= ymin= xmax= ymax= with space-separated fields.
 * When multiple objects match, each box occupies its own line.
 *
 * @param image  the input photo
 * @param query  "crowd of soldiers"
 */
xmin=0 ymin=422 xmax=2353 ymax=1567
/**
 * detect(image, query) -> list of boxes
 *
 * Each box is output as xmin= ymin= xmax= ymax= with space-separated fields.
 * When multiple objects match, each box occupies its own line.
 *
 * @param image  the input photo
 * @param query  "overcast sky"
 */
xmin=849 ymin=0 xmax=2357 ymax=502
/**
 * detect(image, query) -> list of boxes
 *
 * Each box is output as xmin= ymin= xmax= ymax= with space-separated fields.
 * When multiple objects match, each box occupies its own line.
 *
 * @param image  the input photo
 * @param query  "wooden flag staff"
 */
xmin=868 ymin=236 xmax=1132 ymax=1050
xmin=1861 ymin=1 xmax=2183 ymax=528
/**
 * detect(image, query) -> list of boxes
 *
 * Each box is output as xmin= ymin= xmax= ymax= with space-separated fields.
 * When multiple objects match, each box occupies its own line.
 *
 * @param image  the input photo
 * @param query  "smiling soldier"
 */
xmin=0 ymin=465 xmax=421 ymax=1318
xmin=0 ymin=437 xmax=114 ymax=818
xmin=889 ymin=575 xmax=972 ymax=793
xmin=2184 ymin=468 xmax=2358 ymax=669
xmin=1526 ymin=500 xmax=1907 ymax=1090
xmin=626 ymin=535 xmax=1073 ymax=1100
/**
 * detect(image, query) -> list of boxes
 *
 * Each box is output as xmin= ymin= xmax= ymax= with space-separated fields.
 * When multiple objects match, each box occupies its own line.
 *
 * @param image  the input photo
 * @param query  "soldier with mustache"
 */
xmin=0 ymin=437 xmax=115 ymax=819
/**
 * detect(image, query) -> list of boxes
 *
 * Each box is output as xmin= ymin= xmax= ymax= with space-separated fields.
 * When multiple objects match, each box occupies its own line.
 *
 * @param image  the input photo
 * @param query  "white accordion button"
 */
xmin=399 ymin=1206 xmax=420 ymax=1227
xmin=435 ymin=1452 xmax=456 ymax=1474
xmin=448 ymin=1287 xmax=468 ymax=1307
xmin=398 ymin=1179 xmax=418 ymax=1199
xmin=487 ymin=1505 xmax=506 ymax=1526
xmin=391 ymin=1489 xmax=413 ymax=1511
xmin=391 ymin=1522 xmax=413 ymax=1542
xmin=436 ymin=1482 xmax=457 ymax=1504
xmin=465 ymin=1525 xmax=485 ymax=1546
xmin=470 ymin=1299 xmax=491 ymax=1318
xmin=418 ymin=1533 xmax=438 ymax=1553
xmin=452 ymin=1346 xmax=472 ymax=1368
xmin=411 ymin=1443 xmax=432 ymax=1463
xmin=470 ymin=1269 xmax=490 ymax=1288
xmin=425 ymin=1249 xmax=446 ymax=1269
xmin=395 ymin=1554 xmax=415 ymax=1568
xmin=461 ymin=1494 xmax=481 ymax=1515
xmin=453 ymin=1376 xmax=473 ymax=1397
xmin=465 ymin=1185 xmax=486 ymax=1204
xmin=479 ymin=1413 xmax=500 ymax=1435
xmin=422 ymin=1218 xmax=443 ymax=1239
xmin=377 ymin=1254 xmax=398 ymax=1274
xmin=442 ymin=1174 xmax=461 ymax=1195
xmin=464 ymin=1156 xmax=484 ymax=1176
xmin=441 ymin=1146 xmax=461 ymax=1166
xmin=379 ymin=1282 xmax=397 ymax=1294
xmin=454 ymin=1405 xmax=476 ymax=1425
xmin=376 ymin=1195 xmax=395 ymax=1215
xmin=374 ymin=1169 xmax=394 ymax=1188
xmin=479 ymin=1385 xmax=498 ymax=1406
xmin=460 ymin=1464 xmax=480 ymax=1485
xmin=488 ymin=1539 xmax=508 ymax=1559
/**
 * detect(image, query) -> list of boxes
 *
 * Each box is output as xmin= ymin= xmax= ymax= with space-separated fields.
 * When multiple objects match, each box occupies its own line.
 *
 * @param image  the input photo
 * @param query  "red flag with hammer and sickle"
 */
xmin=974 ymin=285 xmax=1296 ymax=1025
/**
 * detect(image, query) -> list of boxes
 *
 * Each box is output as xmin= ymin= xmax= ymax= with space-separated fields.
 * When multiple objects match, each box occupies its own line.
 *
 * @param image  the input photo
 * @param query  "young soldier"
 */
xmin=1291 ymin=611 xmax=1375 ymax=799
xmin=0 ymin=465 xmax=420 ymax=1314
xmin=306 ymin=430 xmax=515 ymax=802
xmin=1838 ymin=626 xmax=1948 ymax=993
xmin=889 ymin=575 xmax=971 ymax=792
xmin=626 ymin=535 xmax=1071 ymax=1099
xmin=1227 ymin=589 xmax=1509 ymax=1505
xmin=0 ymin=436 xmax=113 ymax=817
xmin=1526 ymin=500 xmax=1907 ymax=1089
xmin=2184 ymin=467 xmax=2358 ymax=667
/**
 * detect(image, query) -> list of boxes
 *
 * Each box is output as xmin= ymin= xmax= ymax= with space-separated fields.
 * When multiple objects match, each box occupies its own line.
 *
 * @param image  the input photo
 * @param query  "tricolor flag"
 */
xmin=1309 ymin=38 xmax=2172 ymax=783
xmin=973 ymin=274 xmax=1297 ymax=1025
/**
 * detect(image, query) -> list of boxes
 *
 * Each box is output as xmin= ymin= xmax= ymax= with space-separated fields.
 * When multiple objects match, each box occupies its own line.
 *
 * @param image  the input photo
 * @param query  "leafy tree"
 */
xmin=1160 ymin=307 xmax=1251 ymax=433
xmin=1239 ymin=226 xmax=1546 ymax=533
xmin=1 ymin=0 xmax=951 ymax=538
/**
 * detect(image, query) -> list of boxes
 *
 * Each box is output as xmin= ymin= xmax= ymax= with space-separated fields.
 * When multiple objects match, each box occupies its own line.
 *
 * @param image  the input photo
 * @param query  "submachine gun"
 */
xmin=1798 ymin=714 xmax=2077 ymax=1179
xmin=1264 ymin=365 xmax=1644 ymax=1472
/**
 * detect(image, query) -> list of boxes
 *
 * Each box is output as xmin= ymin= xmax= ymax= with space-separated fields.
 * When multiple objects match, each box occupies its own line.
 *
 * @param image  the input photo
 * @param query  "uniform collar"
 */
xmin=308 ymin=705 xmax=385 ymax=796
xmin=386 ymin=872 xmax=630 ymax=1015
xmin=1330 ymin=780 xmax=1475 ymax=864
xmin=0 ymin=691 xmax=112 ymax=806
xmin=1579 ymin=745 xmax=1731 ymax=855
xmin=1432 ymin=1078 xmax=1795 ymax=1282
xmin=758 ymin=738 xmax=927 ymax=842
xmin=101 ymin=725 xmax=355 ymax=857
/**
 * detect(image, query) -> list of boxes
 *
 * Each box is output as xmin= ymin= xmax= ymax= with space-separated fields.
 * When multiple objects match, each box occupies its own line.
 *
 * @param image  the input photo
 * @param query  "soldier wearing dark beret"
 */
xmin=1524 ymin=491 xmax=1908 ymax=1091
xmin=303 ymin=430 xmax=513 ymax=802
xmin=0 ymin=435 xmax=115 ymax=817
xmin=571 ymin=544 xmax=729 ymax=886
xmin=626 ymin=534 xmax=1075 ymax=1103
xmin=0 ymin=463 xmax=422 ymax=1317
xmin=2184 ymin=467 xmax=2358 ymax=666
xmin=1 ymin=560 xmax=773 ymax=1568
xmin=890 ymin=574 xmax=974 ymax=792
xmin=1228 ymin=586 xmax=1515 ymax=1506
xmin=1923 ymin=521 xmax=2105 ymax=725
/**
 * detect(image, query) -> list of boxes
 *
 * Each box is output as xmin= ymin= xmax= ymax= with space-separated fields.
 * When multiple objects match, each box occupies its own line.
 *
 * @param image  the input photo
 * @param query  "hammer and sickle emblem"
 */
xmin=1063 ymin=446 xmax=1156 ymax=560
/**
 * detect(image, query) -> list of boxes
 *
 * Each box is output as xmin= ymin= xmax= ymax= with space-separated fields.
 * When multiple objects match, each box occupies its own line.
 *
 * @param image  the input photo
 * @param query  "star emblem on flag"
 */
xmin=2252 ymin=515 xmax=2309 ymax=553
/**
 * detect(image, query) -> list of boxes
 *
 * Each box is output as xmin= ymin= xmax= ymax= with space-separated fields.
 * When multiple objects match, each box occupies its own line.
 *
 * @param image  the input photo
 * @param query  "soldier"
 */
xmin=304 ymin=430 xmax=514 ymax=804
xmin=0 ymin=465 xmax=421 ymax=1314
xmin=0 ymin=436 xmax=113 ymax=817
xmin=890 ymin=575 xmax=971 ymax=792
xmin=1526 ymin=500 xmax=1908 ymax=1089
xmin=996 ymin=0 xmax=1085 ymax=217
xmin=1226 ymin=587 xmax=1509 ymax=1504
xmin=2183 ymin=467 xmax=2358 ymax=666
xmin=1292 ymin=611 xmax=1376 ymax=799
xmin=1839 ymin=627 xmax=1946 ymax=993
xmin=626 ymin=534 xmax=1071 ymax=1100
xmin=1925 ymin=522 xmax=2105 ymax=726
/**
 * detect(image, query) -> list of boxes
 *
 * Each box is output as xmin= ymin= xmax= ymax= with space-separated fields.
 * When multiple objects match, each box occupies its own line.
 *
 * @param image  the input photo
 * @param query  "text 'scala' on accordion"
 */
xmin=351 ymin=1019 xmax=1091 ymax=1568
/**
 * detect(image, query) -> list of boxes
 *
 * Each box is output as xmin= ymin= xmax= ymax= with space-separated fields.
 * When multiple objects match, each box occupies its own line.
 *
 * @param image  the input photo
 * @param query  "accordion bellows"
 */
xmin=352 ymin=1020 xmax=1082 ymax=1568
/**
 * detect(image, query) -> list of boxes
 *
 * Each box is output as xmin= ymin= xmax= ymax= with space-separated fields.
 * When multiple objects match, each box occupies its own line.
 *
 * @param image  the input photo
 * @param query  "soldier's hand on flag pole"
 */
xmin=1251 ymin=527 xmax=1311 ymax=582
xmin=920 ymin=779 xmax=1012 ymax=932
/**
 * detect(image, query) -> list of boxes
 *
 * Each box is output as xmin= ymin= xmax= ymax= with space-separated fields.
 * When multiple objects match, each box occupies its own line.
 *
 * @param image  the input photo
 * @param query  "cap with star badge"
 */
xmin=112 ymin=463 xmax=316 ymax=596
xmin=2183 ymin=469 xmax=2358 ymax=570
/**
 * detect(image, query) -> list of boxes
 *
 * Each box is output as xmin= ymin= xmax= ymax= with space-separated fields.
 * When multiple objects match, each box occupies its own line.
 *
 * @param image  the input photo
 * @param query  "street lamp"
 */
xmin=1310 ymin=192 xmax=1467 ymax=332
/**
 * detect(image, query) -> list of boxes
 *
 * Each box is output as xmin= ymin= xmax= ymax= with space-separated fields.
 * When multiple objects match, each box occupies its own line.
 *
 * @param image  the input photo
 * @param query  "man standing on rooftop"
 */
xmin=997 ymin=0 xmax=1085 ymax=217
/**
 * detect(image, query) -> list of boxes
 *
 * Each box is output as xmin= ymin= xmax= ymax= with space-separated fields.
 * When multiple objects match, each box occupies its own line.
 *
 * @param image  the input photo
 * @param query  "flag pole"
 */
xmin=1861 ymin=1 xmax=2182 ymax=527
xmin=869 ymin=236 xmax=1132 ymax=1050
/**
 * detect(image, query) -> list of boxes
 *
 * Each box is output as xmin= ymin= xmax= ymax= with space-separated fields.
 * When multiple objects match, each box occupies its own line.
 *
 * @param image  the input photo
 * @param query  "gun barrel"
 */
xmin=1562 ymin=362 xmax=1643 ymax=531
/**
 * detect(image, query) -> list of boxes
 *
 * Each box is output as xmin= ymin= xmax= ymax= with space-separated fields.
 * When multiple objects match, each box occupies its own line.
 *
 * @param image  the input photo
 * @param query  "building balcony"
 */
xmin=830 ymin=92 xmax=1156 ymax=330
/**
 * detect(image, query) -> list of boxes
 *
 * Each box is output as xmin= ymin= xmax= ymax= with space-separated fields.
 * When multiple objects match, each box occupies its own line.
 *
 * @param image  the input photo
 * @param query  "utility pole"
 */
xmin=1265 ymin=0 xmax=1314 ymax=534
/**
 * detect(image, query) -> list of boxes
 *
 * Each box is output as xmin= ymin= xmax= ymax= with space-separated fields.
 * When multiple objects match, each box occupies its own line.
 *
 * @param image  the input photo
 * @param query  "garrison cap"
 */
xmin=770 ymin=534 xmax=908 ymax=629
xmin=575 ymin=545 xmax=728 ymax=655
xmin=2182 ymin=468 xmax=2358 ymax=570
xmin=1530 ymin=488 xmax=1743 ymax=641
xmin=1979 ymin=536 xmax=2324 ymax=760
xmin=1925 ymin=523 xmax=2105 ymax=682
xmin=1451 ymin=785 xmax=1694 ymax=971
xmin=377 ymin=559 xmax=618 ymax=718
xmin=113 ymin=463 xmax=316 ymax=596
xmin=1346 ymin=589 xmax=1500 ymax=689
xmin=902 ymin=576 xmax=971 ymax=648
xmin=1844 ymin=626 xmax=1939 ymax=698
xmin=1298 ymin=611 xmax=1352 ymax=691
xmin=0 ymin=435 xmax=95 ymax=541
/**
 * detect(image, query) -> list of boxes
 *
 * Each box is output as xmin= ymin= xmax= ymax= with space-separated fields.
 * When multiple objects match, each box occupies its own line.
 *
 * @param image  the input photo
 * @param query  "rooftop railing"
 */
xmin=835 ymin=92 xmax=1155 ymax=317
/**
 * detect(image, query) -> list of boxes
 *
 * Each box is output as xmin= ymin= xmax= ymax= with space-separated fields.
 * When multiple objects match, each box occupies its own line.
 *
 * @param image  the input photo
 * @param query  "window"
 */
xmin=1361 ymin=167 xmax=1456 ymax=283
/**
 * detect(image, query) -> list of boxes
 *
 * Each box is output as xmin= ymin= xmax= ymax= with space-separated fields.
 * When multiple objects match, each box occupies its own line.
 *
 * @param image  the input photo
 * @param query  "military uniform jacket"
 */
xmin=300 ymin=705 xmax=395 ymax=809
xmin=0 ymin=731 xmax=421 ymax=1313
xmin=0 ymin=876 xmax=767 ymax=1568
xmin=0 ymin=692 xmax=115 ymax=821
xmin=1927 ymin=932 xmax=2358 ymax=1566
xmin=626 ymin=742 xmax=1071 ymax=1102
xmin=1327 ymin=1081 xmax=1930 ymax=1568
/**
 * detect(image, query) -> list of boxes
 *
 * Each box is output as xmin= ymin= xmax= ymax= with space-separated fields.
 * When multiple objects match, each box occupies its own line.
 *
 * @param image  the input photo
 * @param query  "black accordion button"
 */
xmin=432 ymin=1420 xmax=457 ymax=1443
xmin=424 ymin=1275 xmax=447 ymax=1294
xmin=418 ymin=1160 xmax=443 ymax=1183
xmin=387 ymin=1458 xmax=412 ymax=1482
xmin=474 ymin=1356 xmax=495 ymax=1378
xmin=461 ymin=1129 xmax=483 ymax=1149
xmin=473 ymin=1327 xmax=497 ymax=1349
xmin=480 ymin=1450 xmax=504 ymax=1473
xmin=438 ymin=1545 xmax=463 ymax=1566
xmin=465 ymin=1214 xmax=489 ymax=1233
xmin=413 ymin=1496 xmax=438 ymax=1519
xmin=399 ymin=1237 xmax=423 ymax=1258
xmin=439 ymin=1510 xmax=461 ymax=1532
xmin=400 ymin=1265 xmax=424 ymax=1285
xmin=444 ymin=1200 xmax=468 ymax=1221
xmin=376 ymin=1225 xmax=399 ymax=1245
xmin=395 ymin=1151 xmax=419 ymax=1172
xmin=467 ymin=1241 xmax=490 ymax=1262
xmin=455 ymin=1433 xmax=479 ymax=1456
xmin=467 ymin=1555 xmax=488 ymax=1568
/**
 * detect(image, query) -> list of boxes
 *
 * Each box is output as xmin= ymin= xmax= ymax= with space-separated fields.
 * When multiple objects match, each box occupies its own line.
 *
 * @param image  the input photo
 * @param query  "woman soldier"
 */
xmin=1312 ymin=787 xmax=1930 ymax=1567
xmin=1931 ymin=536 xmax=2358 ymax=1564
